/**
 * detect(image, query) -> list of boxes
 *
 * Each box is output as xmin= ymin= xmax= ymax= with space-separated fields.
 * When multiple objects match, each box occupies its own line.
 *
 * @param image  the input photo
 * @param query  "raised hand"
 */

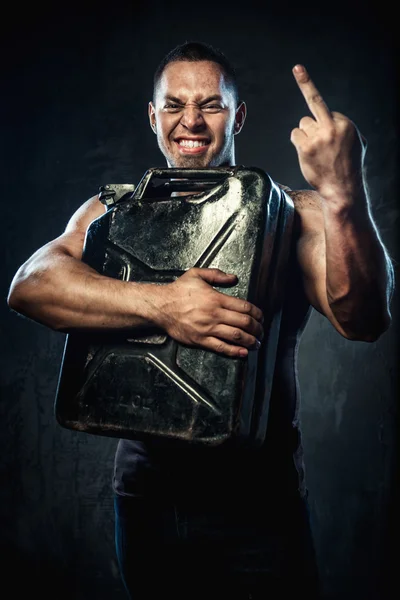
xmin=156 ymin=267 xmax=264 ymax=358
xmin=290 ymin=64 xmax=367 ymax=200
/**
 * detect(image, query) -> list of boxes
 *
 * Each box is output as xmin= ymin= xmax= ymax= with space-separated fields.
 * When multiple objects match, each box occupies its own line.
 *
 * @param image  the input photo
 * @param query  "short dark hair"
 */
xmin=153 ymin=41 xmax=239 ymax=105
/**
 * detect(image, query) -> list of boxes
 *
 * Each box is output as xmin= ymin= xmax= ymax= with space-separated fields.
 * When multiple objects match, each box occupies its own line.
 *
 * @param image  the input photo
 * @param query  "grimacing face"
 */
xmin=148 ymin=60 xmax=246 ymax=168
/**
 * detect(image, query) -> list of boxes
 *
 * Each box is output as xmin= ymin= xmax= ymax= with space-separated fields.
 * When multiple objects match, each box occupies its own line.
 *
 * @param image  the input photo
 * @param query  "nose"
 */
xmin=180 ymin=105 xmax=206 ymax=131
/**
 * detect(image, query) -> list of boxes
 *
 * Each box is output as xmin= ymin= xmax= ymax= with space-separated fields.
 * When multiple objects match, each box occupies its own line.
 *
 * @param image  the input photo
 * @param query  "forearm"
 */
xmin=322 ymin=188 xmax=394 ymax=339
xmin=8 ymin=248 xmax=164 ymax=332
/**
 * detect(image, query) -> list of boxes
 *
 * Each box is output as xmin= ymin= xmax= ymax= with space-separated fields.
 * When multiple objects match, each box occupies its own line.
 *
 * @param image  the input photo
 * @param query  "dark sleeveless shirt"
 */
xmin=112 ymin=223 xmax=312 ymax=503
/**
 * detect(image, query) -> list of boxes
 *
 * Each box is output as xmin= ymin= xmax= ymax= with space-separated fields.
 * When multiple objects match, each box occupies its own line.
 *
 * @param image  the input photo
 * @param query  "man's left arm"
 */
xmin=289 ymin=65 xmax=394 ymax=342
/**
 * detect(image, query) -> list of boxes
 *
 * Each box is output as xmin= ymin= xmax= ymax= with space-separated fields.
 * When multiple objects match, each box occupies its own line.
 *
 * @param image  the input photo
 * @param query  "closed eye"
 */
xmin=164 ymin=103 xmax=182 ymax=111
xmin=163 ymin=103 xmax=223 ymax=112
xmin=202 ymin=104 xmax=223 ymax=112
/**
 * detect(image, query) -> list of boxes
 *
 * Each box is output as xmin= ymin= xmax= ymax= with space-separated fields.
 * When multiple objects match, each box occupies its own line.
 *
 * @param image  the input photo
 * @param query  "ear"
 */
xmin=234 ymin=101 xmax=247 ymax=135
xmin=148 ymin=102 xmax=157 ymax=134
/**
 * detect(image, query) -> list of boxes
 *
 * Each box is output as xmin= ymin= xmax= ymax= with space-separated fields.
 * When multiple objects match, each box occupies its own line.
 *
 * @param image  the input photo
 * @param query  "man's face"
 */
xmin=149 ymin=60 xmax=246 ymax=168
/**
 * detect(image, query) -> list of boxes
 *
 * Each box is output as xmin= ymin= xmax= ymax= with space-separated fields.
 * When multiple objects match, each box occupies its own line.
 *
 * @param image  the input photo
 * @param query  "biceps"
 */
xmin=24 ymin=231 xmax=87 ymax=268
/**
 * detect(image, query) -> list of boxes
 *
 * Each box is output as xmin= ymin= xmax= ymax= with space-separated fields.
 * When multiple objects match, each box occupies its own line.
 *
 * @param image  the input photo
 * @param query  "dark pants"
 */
xmin=114 ymin=491 xmax=321 ymax=599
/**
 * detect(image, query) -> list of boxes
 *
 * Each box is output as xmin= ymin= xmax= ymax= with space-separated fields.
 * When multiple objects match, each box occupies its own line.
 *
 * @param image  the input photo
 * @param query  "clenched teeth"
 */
xmin=178 ymin=140 xmax=208 ymax=148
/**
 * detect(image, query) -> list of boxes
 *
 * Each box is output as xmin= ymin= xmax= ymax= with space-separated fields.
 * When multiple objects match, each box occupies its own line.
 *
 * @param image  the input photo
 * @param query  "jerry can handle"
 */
xmin=134 ymin=166 xmax=238 ymax=199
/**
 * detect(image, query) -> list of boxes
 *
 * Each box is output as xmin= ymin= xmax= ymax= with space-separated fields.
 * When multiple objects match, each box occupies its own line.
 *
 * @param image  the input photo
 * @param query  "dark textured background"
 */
xmin=1 ymin=3 xmax=398 ymax=599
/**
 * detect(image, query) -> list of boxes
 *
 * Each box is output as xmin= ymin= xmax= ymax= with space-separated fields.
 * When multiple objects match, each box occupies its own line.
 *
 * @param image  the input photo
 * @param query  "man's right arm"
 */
xmin=7 ymin=195 xmax=263 ymax=358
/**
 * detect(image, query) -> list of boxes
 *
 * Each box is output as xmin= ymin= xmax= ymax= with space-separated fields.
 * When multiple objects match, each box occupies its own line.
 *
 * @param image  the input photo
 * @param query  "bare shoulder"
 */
xmin=64 ymin=195 xmax=107 ymax=234
xmin=285 ymin=189 xmax=323 ymax=236
xmin=39 ymin=195 xmax=107 ymax=261
xmin=277 ymin=183 xmax=322 ymax=211
xmin=287 ymin=189 xmax=322 ymax=210
xmin=277 ymin=184 xmax=321 ymax=209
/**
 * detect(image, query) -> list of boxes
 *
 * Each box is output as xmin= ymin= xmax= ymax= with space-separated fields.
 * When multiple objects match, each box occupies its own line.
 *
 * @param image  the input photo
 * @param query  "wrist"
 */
xmin=135 ymin=281 xmax=170 ymax=330
xmin=318 ymin=184 xmax=369 ymax=218
xmin=321 ymin=197 xmax=371 ymax=226
xmin=316 ymin=173 xmax=366 ymax=205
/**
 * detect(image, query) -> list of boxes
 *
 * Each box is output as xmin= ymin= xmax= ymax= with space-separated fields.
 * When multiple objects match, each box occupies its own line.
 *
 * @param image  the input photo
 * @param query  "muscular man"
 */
xmin=8 ymin=42 xmax=393 ymax=599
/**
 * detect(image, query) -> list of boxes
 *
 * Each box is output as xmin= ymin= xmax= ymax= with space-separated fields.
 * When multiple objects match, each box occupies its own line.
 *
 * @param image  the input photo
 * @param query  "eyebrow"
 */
xmin=164 ymin=94 xmax=224 ymax=104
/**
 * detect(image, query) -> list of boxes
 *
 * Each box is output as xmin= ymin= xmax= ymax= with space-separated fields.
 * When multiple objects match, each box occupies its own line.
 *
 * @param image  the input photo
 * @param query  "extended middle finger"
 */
xmin=293 ymin=64 xmax=332 ymax=124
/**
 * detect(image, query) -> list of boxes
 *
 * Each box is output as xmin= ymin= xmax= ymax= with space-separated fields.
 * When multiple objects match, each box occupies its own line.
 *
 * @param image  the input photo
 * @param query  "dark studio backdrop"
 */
xmin=1 ymin=3 xmax=398 ymax=599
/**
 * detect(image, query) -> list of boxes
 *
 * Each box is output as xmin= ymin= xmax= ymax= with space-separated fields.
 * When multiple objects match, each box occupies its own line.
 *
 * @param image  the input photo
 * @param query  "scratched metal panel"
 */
xmin=54 ymin=166 xmax=294 ymax=447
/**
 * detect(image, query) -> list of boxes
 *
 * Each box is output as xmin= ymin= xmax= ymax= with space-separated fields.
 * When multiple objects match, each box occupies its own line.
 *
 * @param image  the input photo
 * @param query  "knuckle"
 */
xmin=196 ymin=324 xmax=207 ymax=338
xmin=190 ymin=331 xmax=201 ymax=344
xmin=242 ymin=314 xmax=252 ymax=328
xmin=340 ymin=118 xmax=353 ymax=131
xmin=232 ymin=329 xmax=242 ymax=341
xmin=302 ymin=143 xmax=316 ymax=156
xmin=299 ymin=116 xmax=312 ymax=128
xmin=290 ymin=132 xmax=297 ymax=146
xmin=310 ymin=93 xmax=324 ymax=105
xmin=323 ymin=128 xmax=335 ymax=143
xmin=242 ymin=301 xmax=251 ymax=313
xmin=214 ymin=342 xmax=225 ymax=354
xmin=210 ymin=306 xmax=219 ymax=320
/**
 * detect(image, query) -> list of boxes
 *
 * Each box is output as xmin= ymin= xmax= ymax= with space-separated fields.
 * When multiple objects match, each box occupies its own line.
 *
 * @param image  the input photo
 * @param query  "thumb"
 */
xmin=195 ymin=268 xmax=238 ymax=286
